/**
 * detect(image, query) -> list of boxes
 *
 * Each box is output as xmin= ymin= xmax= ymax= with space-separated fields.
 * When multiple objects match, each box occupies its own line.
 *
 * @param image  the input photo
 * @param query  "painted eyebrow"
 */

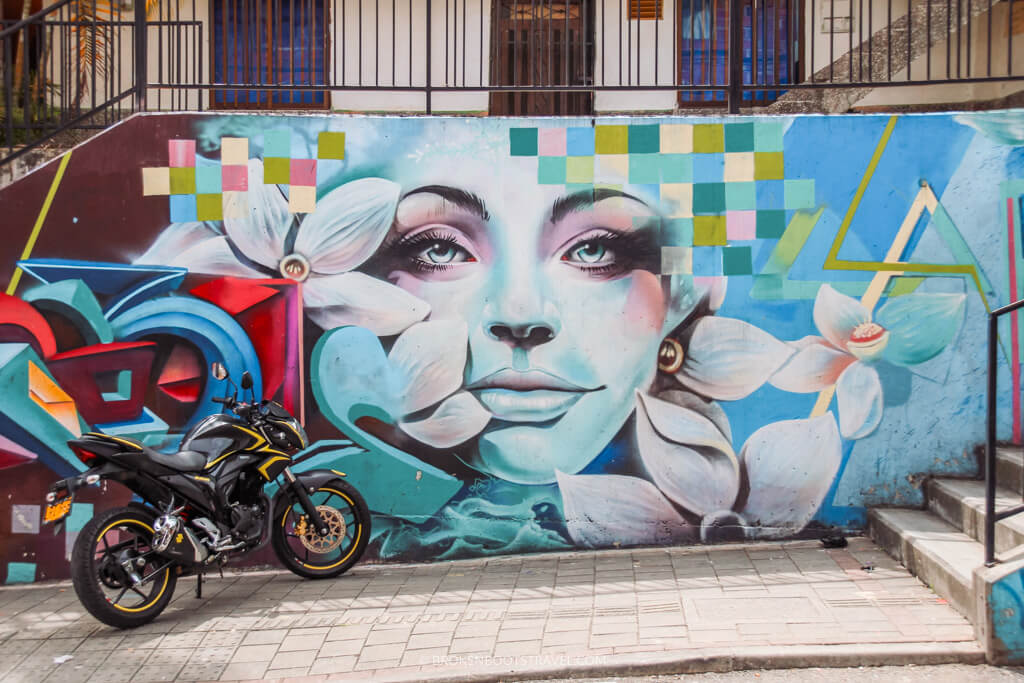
xmin=401 ymin=185 xmax=490 ymax=221
xmin=549 ymin=188 xmax=650 ymax=224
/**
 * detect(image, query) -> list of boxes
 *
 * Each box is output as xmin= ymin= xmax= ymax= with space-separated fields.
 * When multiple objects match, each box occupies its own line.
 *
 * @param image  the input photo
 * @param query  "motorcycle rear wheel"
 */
xmin=271 ymin=478 xmax=370 ymax=579
xmin=71 ymin=506 xmax=178 ymax=629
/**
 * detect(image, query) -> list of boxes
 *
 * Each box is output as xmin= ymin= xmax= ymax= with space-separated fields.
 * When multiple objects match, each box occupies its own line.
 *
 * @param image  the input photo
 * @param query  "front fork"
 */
xmin=283 ymin=467 xmax=330 ymax=536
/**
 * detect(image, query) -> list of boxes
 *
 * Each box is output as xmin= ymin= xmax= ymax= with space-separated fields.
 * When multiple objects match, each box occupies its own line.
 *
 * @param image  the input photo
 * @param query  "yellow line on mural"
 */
xmin=6 ymin=151 xmax=73 ymax=296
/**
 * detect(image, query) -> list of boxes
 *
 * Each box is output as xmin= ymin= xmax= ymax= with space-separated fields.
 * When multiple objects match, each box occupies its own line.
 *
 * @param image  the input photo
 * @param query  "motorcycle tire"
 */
xmin=271 ymin=477 xmax=370 ymax=580
xmin=71 ymin=505 xmax=178 ymax=629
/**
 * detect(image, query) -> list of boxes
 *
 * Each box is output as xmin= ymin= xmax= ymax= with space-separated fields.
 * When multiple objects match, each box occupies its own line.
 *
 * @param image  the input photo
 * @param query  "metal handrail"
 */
xmin=985 ymin=298 xmax=1024 ymax=565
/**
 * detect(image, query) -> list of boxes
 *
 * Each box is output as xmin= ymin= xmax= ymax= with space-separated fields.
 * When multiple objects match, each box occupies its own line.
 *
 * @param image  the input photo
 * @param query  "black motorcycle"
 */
xmin=42 ymin=362 xmax=370 ymax=628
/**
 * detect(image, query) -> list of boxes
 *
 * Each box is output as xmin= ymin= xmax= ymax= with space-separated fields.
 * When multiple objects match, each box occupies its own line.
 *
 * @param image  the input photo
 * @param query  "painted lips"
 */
xmin=466 ymin=369 xmax=602 ymax=422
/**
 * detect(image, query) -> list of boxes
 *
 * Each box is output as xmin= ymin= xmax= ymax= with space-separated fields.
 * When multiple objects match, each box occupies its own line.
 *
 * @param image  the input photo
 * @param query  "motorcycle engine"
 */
xmin=153 ymin=512 xmax=209 ymax=563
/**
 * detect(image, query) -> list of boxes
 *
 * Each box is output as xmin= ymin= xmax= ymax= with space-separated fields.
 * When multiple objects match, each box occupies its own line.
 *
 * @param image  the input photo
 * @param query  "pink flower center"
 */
xmin=279 ymin=253 xmax=311 ymax=282
xmin=850 ymin=322 xmax=886 ymax=344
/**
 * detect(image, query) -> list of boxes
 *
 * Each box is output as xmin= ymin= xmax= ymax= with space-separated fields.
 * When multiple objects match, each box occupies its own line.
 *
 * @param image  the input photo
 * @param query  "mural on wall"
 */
xmin=0 ymin=110 xmax=1019 ymax=582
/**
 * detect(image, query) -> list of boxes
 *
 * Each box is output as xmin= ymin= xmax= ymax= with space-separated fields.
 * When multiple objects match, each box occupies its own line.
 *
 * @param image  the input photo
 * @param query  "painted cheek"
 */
xmin=390 ymin=271 xmax=485 ymax=321
xmin=622 ymin=271 xmax=667 ymax=336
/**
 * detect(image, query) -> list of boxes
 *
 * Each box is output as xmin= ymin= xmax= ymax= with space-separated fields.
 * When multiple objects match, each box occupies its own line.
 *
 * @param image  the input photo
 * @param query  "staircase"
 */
xmin=869 ymin=446 xmax=1024 ymax=664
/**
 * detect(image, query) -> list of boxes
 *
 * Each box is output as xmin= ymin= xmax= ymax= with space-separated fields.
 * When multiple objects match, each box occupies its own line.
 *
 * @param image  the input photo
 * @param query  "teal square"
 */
xmin=664 ymin=217 xmax=694 ymax=246
xmin=66 ymin=503 xmax=93 ymax=533
xmin=784 ymin=179 xmax=815 ymax=209
xmin=756 ymin=210 xmax=787 ymax=238
xmin=722 ymin=246 xmax=753 ymax=275
xmin=754 ymin=122 xmax=784 ymax=152
xmin=566 ymin=183 xmax=594 ymax=194
xmin=264 ymin=129 xmax=292 ymax=158
xmin=5 ymin=562 xmax=35 ymax=584
xmin=629 ymin=154 xmax=661 ymax=184
xmin=628 ymin=125 xmax=660 ymax=153
xmin=692 ymin=183 xmax=726 ymax=213
xmin=510 ymin=128 xmax=539 ymax=156
xmin=725 ymin=182 xmax=757 ymax=210
xmin=195 ymin=165 xmax=222 ymax=193
xmin=538 ymin=156 xmax=567 ymax=184
xmin=725 ymin=123 xmax=755 ymax=152
xmin=660 ymin=154 xmax=692 ymax=183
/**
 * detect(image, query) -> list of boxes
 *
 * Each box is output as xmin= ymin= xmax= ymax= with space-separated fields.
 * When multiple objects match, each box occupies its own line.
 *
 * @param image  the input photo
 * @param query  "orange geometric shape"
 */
xmin=28 ymin=361 xmax=82 ymax=435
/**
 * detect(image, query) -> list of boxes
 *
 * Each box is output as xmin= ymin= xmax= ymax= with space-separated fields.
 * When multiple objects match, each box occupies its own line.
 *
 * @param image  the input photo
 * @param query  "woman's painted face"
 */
xmin=372 ymin=157 xmax=676 ymax=484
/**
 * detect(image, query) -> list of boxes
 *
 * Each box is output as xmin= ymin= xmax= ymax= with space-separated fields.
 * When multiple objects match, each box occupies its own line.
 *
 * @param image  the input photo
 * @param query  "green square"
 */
xmin=722 ymin=246 xmax=753 ymax=275
xmin=784 ymin=179 xmax=815 ymax=209
xmin=660 ymin=154 xmax=692 ymax=183
xmin=664 ymin=217 xmax=694 ymax=246
xmin=724 ymin=123 xmax=755 ymax=152
xmin=318 ymin=131 xmax=346 ymax=159
xmin=168 ymin=167 xmax=195 ymax=194
xmin=692 ymin=183 xmax=726 ymax=213
xmin=754 ymin=122 xmax=784 ymax=152
xmin=264 ymin=129 xmax=291 ymax=158
xmin=595 ymin=126 xmax=629 ymax=154
xmin=628 ymin=125 xmax=659 ymax=153
xmin=538 ymin=157 xmax=567 ymax=184
xmin=693 ymin=216 xmax=727 ymax=246
xmin=756 ymin=210 xmax=787 ymax=238
xmin=196 ymin=193 xmax=223 ymax=221
xmin=754 ymin=152 xmax=785 ymax=180
xmin=510 ymin=128 xmax=538 ymax=156
xmin=264 ymin=157 xmax=290 ymax=184
xmin=693 ymin=124 xmax=724 ymax=153
xmin=629 ymin=154 xmax=661 ymax=184
xmin=725 ymin=182 xmax=756 ymax=210
xmin=566 ymin=156 xmax=594 ymax=183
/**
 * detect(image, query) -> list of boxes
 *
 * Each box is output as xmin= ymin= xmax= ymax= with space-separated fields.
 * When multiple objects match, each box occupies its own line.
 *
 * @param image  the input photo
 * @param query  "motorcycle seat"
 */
xmin=140 ymin=445 xmax=207 ymax=472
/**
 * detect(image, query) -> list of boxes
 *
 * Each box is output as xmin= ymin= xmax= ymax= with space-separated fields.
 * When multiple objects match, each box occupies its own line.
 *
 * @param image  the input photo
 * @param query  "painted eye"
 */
xmin=418 ymin=241 xmax=473 ymax=264
xmin=564 ymin=241 xmax=610 ymax=264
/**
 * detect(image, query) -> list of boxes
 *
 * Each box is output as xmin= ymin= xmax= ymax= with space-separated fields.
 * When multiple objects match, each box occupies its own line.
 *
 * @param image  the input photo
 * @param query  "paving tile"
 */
xmin=264 ymin=665 xmax=309 ymax=678
xmin=406 ymin=631 xmax=452 ymax=649
xmin=218 ymin=660 xmax=269 ymax=680
xmin=239 ymin=628 xmax=288 ymax=646
xmin=309 ymin=655 xmax=358 ymax=674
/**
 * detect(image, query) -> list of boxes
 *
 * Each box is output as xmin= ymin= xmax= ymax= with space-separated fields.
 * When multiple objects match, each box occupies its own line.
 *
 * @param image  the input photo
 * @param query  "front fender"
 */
xmin=270 ymin=469 xmax=346 ymax=514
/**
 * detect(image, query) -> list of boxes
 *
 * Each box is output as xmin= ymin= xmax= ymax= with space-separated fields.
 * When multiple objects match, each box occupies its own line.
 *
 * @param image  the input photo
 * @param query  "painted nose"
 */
xmin=487 ymin=323 xmax=555 ymax=350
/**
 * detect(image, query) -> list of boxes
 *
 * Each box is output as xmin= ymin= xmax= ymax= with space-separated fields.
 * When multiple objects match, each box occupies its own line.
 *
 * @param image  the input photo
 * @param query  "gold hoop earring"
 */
xmin=658 ymin=338 xmax=684 ymax=374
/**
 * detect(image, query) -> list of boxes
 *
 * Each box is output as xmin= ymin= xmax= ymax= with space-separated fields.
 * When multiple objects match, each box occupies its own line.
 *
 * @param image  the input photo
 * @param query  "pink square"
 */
xmin=538 ymin=128 xmax=567 ymax=156
xmin=169 ymin=139 xmax=196 ymax=167
xmin=726 ymin=211 xmax=757 ymax=241
xmin=290 ymin=159 xmax=318 ymax=186
xmin=222 ymin=165 xmax=248 ymax=191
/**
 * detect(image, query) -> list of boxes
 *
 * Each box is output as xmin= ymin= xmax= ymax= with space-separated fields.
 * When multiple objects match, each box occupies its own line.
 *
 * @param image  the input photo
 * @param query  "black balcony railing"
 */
xmin=4 ymin=0 xmax=1024 ymax=167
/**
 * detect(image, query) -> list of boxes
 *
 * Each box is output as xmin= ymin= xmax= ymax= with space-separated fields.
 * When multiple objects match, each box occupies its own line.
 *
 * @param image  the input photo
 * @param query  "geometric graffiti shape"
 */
xmin=0 ymin=344 xmax=84 ymax=475
xmin=47 ymin=342 xmax=157 ymax=425
xmin=11 ymin=504 xmax=40 ymax=534
xmin=189 ymin=277 xmax=278 ymax=316
xmin=27 ymin=360 xmax=82 ymax=435
xmin=15 ymin=259 xmax=187 ymax=319
xmin=157 ymin=342 xmax=204 ymax=404
xmin=21 ymin=278 xmax=113 ymax=346
xmin=0 ymin=293 xmax=57 ymax=359
xmin=0 ymin=432 xmax=37 ymax=470
xmin=95 ymin=407 xmax=171 ymax=448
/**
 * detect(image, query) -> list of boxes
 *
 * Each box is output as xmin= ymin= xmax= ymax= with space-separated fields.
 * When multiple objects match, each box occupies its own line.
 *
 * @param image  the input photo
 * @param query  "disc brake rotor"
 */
xmin=298 ymin=505 xmax=347 ymax=553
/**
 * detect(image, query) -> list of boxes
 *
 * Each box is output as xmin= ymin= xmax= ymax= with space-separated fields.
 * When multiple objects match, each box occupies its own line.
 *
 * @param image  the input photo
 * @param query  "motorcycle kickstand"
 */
xmin=195 ymin=572 xmax=203 ymax=599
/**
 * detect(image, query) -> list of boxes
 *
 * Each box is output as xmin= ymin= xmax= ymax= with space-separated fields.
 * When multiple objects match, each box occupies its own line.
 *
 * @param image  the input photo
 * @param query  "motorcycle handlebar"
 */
xmin=211 ymin=396 xmax=232 ymax=405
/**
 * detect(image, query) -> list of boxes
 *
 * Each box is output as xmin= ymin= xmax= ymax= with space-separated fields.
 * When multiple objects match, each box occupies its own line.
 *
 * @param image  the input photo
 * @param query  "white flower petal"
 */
xmin=675 ymin=316 xmax=794 ymax=400
xmin=556 ymin=470 xmax=694 ymax=548
xmin=813 ymin=284 xmax=871 ymax=351
xmin=770 ymin=337 xmax=856 ymax=393
xmin=655 ymin=389 xmax=733 ymax=443
xmin=134 ymin=221 xmax=221 ymax=265
xmin=399 ymin=391 xmax=491 ymax=448
xmin=171 ymin=236 xmax=265 ymax=277
xmin=223 ymin=159 xmax=293 ymax=269
xmin=296 ymin=178 xmax=401 ymax=274
xmin=836 ymin=361 xmax=884 ymax=439
xmin=303 ymin=272 xmax=430 ymax=336
xmin=635 ymin=392 xmax=740 ymax=516
xmin=388 ymin=318 xmax=468 ymax=415
xmin=740 ymin=413 xmax=842 ymax=536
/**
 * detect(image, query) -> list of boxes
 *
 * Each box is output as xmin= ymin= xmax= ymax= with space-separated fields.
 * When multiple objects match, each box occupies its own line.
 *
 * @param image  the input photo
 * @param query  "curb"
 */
xmin=269 ymin=641 xmax=986 ymax=682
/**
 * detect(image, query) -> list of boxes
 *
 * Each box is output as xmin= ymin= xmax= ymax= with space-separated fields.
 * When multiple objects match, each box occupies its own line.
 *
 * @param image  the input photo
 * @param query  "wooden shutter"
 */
xmin=630 ymin=0 xmax=663 ymax=20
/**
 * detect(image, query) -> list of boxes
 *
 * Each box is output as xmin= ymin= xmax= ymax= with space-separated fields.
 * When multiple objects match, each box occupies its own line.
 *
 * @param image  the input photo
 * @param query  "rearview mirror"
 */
xmin=240 ymin=371 xmax=254 ymax=391
xmin=211 ymin=362 xmax=229 ymax=381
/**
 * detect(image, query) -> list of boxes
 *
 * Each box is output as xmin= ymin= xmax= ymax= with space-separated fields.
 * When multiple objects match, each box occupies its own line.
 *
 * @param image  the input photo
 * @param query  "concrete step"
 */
xmin=927 ymin=477 xmax=1024 ymax=557
xmin=868 ymin=508 xmax=983 ymax=623
xmin=995 ymin=447 xmax=1024 ymax=497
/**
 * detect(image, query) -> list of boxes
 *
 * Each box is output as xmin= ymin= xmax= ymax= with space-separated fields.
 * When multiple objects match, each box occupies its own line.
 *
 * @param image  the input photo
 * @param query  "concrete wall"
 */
xmin=0 ymin=109 xmax=1020 ymax=583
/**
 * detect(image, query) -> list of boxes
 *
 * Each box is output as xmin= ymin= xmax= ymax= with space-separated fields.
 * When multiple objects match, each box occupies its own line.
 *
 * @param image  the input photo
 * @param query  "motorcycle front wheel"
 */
xmin=71 ymin=505 xmax=178 ymax=629
xmin=271 ymin=478 xmax=370 ymax=579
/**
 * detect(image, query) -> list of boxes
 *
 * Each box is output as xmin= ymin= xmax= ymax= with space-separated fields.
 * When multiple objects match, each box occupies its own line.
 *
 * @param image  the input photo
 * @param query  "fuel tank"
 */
xmin=180 ymin=413 xmax=257 ymax=466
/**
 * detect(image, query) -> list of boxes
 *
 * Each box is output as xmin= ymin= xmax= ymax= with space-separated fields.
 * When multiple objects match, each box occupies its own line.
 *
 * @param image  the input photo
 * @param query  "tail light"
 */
xmin=69 ymin=443 xmax=99 ymax=466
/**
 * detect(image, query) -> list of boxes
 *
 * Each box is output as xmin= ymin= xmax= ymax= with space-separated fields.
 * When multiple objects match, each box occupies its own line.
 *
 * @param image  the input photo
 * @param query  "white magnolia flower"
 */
xmin=136 ymin=159 xmax=428 ymax=336
xmin=771 ymin=284 xmax=966 ymax=439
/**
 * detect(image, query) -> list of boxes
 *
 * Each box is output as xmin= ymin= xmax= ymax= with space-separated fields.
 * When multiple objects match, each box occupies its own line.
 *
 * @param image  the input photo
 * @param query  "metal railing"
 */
xmin=4 ymin=0 xmax=1024 ymax=166
xmin=985 ymin=298 xmax=1024 ymax=566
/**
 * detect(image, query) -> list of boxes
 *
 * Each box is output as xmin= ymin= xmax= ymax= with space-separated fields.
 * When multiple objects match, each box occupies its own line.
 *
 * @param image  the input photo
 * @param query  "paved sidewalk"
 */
xmin=0 ymin=537 xmax=983 ymax=683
